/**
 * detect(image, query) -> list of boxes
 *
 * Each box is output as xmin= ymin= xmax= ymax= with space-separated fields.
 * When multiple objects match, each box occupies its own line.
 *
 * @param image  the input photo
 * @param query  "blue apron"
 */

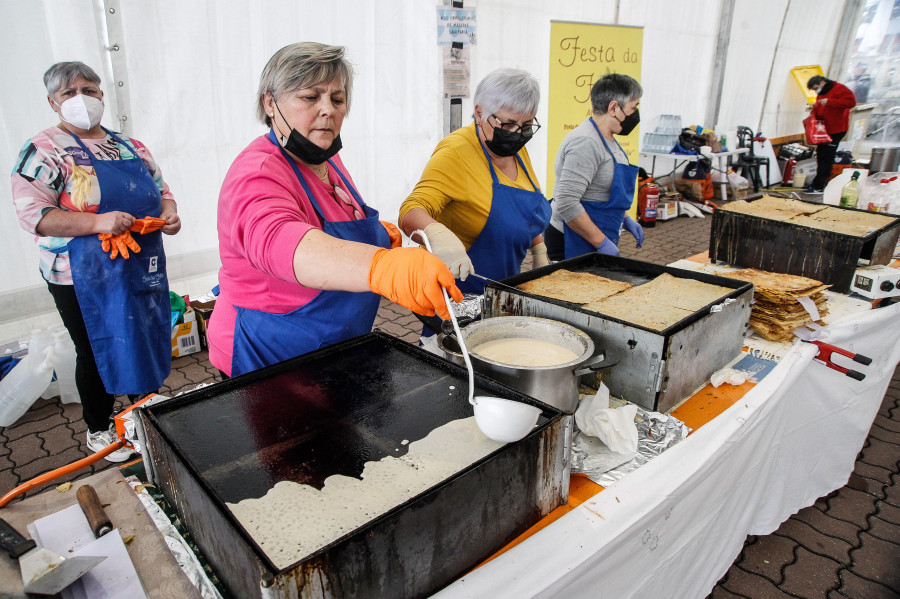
xmin=229 ymin=131 xmax=390 ymax=376
xmin=66 ymin=128 xmax=170 ymax=394
xmin=563 ymin=118 xmax=639 ymax=258
xmin=456 ymin=138 xmax=551 ymax=295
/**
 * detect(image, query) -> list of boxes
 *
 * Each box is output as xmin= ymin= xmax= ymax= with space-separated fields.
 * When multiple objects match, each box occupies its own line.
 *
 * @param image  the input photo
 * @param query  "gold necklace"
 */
xmin=316 ymin=164 xmax=329 ymax=183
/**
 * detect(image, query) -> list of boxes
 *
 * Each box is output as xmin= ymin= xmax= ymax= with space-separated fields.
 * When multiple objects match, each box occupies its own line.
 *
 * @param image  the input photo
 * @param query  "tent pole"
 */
xmin=756 ymin=0 xmax=791 ymax=135
xmin=705 ymin=0 xmax=735 ymax=131
xmin=829 ymin=0 xmax=864 ymax=80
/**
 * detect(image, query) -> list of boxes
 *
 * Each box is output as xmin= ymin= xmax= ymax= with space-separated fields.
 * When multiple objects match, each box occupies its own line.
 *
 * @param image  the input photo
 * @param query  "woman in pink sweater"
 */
xmin=207 ymin=42 xmax=461 ymax=377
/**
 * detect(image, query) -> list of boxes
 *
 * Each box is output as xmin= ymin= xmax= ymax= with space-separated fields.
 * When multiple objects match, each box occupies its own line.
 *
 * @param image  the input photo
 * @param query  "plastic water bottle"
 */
xmin=27 ymin=329 xmax=58 ymax=400
xmin=52 ymin=330 xmax=81 ymax=404
xmin=839 ymin=171 xmax=861 ymax=209
xmin=0 ymin=347 xmax=55 ymax=427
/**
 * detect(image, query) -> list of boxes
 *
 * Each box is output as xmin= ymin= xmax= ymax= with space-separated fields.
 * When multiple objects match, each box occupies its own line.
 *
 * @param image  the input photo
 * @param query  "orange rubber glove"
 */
xmin=129 ymin=216 xmax=166 ymax=235
xmin=97 ymin=231 xmax=141 ymax=259
xmin=368 ymin=247 xmax=463 ymax=319
xmin=380 ymin=221 xmax=403 ymax=248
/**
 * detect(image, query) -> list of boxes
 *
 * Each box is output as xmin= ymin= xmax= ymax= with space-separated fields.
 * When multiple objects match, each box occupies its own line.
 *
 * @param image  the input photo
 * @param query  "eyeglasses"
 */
xmin=333 ymin=184 xmax=364 ymax=220
xmin=489 ymin=114 xmax=541 ymax=137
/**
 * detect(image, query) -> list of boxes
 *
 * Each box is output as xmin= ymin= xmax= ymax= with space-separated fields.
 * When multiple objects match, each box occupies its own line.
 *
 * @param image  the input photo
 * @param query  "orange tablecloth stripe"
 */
xmin=478 ymin=372 xmax=757 ymax=565
xmin=671 ymin=381 xmax=756 ymax=432
xmin=478 ymin=474 xmax=604 ymax=567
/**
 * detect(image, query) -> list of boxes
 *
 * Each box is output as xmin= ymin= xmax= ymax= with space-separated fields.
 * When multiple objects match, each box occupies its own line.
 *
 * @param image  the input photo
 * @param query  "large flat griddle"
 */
xmin=137 ymin=332 xmax=569 ymax=599
xmin=710 ymin=196 xmax=900 ymax=293
xmin=484 ymin=254 xmax=753 ymax=413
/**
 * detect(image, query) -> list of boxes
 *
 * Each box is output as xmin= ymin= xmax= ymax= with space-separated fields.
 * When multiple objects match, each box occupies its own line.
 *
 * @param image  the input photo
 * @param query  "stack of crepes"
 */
xmin=722 ymin=268 xmax=829 ymax=342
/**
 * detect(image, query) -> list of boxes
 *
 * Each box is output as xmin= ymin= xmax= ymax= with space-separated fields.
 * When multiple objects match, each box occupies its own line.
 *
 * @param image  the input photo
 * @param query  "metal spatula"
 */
xmin=0 ymin=517 xmax=104 ymax=595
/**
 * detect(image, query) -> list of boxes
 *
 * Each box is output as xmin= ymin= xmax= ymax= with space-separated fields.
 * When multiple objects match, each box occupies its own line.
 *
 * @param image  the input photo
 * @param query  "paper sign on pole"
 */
xmin=437 ymin=7 xmax=477 ymax=45
xmin=547 ymin=21 xmax=643 ymax=208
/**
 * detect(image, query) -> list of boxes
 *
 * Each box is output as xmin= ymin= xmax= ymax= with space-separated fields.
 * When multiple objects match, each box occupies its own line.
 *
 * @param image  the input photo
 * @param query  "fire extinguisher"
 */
xmin=638 ymin=179 xmax=659 ymax=227
xmin=782 ymin=157 xmax=797 ymax=185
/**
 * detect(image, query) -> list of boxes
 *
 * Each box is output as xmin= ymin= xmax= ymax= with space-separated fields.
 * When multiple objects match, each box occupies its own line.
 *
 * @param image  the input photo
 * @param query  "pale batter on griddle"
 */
xmin=227 ymin=417 xmax=505 ymax=569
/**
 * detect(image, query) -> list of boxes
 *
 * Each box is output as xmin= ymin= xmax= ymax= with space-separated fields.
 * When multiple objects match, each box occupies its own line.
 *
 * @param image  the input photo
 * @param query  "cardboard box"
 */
xmin=171 ymin=306 xmax=201 ymax=358
xmin=712 ymin=183 xmax=750 ymax=200
xmin=674 ymin=178 xmax=704 ymax=200
xmin=657 ymin=200 xmax=678 ymax=220
xmin=189 ymin=298 xmax=216 ymax=350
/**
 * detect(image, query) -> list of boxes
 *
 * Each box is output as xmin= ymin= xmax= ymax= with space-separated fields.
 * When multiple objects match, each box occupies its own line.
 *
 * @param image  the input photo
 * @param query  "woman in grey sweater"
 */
xmin=545 ymin=74 xmax=644 ymax=260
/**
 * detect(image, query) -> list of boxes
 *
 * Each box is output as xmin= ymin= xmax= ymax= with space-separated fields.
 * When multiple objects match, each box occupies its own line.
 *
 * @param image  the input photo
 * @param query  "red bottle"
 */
xmin=638 ymin=181 xmax=659 ymax=227
xmin=782 ymin=158 xmax=797 ymax=185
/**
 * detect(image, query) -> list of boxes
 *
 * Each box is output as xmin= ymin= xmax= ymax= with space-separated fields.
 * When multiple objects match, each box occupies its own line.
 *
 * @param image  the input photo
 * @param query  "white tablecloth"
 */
xmin=434 ymin=300 xmax=900 ymax=599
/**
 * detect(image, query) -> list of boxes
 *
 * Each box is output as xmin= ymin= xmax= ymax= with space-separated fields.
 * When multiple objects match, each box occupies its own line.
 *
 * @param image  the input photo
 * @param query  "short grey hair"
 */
xmin=43 ymin=62 xmax=101 ymax=96
xmin=474 ymin=68 xmax=540 ymax=118
xmin=257 ymin=42 xmax=354 ymax=126
xmin=590 ymin=74 xmax=642 ymax=114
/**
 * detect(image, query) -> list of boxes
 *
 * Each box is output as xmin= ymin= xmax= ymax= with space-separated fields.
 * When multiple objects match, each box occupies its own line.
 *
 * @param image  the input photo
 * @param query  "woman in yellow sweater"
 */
xmin=399 ymin=68 xmax=551 ymax=301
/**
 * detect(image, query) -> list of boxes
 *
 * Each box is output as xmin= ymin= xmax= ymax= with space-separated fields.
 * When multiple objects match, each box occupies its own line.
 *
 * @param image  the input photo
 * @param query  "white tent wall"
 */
xmin=0 ymin=0 xmax=849 ymax=337
xmin=716 ymin=0 xmax=847 ymax=139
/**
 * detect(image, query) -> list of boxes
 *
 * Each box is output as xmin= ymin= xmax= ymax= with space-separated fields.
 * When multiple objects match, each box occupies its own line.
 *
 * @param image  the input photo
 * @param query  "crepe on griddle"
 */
xmin=719 ymin=195 xmax=826 ymax=221
xmin=718 ymin=195 xmax=896 ymax=237
xmin=789 ymin=207 xmax=895 ymax=237
xmin=583 ymin=293 xmax=694 ymax=331
xmin=517 ymin=269 xmax=633 ymax=304
xmin=613 ymin=272 xmax=732 ymax=312
xmin=581 ymin=272 xmax=728 ymax=330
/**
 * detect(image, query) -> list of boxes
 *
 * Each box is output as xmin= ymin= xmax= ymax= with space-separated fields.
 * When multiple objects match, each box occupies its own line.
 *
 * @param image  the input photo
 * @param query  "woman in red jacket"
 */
xmin=804 ymin=75 xmax=856 ymax=193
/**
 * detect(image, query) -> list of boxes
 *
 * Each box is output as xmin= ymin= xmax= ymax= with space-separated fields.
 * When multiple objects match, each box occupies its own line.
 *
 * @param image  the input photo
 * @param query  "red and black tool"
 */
xmin=805 ymin=340 xmax=872 ymax=381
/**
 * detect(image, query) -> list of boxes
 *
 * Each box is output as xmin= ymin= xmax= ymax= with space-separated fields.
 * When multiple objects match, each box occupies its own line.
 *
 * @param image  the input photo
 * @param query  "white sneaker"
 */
xmin=86 ymin=429 xmax=134 ymax=463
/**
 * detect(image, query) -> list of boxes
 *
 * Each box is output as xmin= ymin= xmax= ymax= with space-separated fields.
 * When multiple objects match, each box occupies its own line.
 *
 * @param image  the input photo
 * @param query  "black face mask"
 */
xmin=483 ymin=125 xmax=531 ymax=157
xmin=615 ymin=107 xmax=640 ymax=136
xmin=274 ymin=101 xmax=342 ymax=165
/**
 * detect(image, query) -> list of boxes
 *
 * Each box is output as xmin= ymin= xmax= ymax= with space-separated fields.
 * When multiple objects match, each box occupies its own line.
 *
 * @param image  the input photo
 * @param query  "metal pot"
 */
xmin=869 ymin=146 xmax=900 ymax=173
xmin=443 ymin=316 xmax=611 ymax=414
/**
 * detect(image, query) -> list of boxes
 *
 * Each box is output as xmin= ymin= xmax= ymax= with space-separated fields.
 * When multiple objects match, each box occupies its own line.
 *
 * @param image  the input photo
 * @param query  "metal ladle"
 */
xmin=412 ymin=230 xmax=541 ymax=443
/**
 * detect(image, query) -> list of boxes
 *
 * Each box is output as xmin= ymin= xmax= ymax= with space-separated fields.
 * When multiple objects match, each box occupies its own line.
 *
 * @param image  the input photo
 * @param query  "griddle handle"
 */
xmin=0 ymin=518 xmax=35 ymax=560
xmin=846 ymin=369 xmax=866 ymax=381
xmin=853 ymin=353 xmax=873 ymax=366
xmin=573 ymin=354 xmax=618 ymax=376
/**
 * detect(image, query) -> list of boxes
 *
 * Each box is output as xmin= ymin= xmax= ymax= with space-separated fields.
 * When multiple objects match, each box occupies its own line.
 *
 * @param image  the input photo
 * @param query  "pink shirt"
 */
xmin=207 ymin=135 xmax=366 ymax=375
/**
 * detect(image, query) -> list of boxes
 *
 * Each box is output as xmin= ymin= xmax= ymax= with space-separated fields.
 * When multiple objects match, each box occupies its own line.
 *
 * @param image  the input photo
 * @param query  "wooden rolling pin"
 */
xmin=76 ymin=484 xmax=113 ymax=538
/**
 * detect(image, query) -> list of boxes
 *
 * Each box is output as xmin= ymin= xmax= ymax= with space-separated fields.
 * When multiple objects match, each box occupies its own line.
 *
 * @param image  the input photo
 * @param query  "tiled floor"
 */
xmin=1 ymin=209 xmax=897 ymax=598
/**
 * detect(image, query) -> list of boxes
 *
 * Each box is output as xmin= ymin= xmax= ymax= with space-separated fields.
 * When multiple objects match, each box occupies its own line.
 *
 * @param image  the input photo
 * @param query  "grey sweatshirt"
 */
xmin=549 ymin=118 xmax=629 ymax=232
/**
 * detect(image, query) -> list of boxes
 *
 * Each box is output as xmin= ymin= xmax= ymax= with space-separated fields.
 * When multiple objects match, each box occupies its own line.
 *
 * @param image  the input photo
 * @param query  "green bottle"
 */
xmin=839 ymin=171 xmax=861 ymax=209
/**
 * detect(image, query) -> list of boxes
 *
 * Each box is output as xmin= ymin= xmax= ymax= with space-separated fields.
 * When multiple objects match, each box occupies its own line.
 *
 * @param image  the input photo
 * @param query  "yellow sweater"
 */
xmin=400 ymin=124 xmax=542 ymax=249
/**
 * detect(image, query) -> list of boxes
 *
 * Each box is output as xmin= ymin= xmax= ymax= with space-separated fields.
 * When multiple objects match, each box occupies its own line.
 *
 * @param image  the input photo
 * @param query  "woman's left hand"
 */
xmin=623 ymin=216 xmax=644 ymax=248
xmin=160 ymin=200 xmax=181 ymax=235
xmin=381 ymin=221 xmax=403 ymax=248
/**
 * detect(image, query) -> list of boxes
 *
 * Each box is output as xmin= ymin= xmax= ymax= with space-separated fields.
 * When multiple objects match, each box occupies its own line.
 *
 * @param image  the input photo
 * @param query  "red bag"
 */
xmin=803 ymin=116 xmax=832 ymax=144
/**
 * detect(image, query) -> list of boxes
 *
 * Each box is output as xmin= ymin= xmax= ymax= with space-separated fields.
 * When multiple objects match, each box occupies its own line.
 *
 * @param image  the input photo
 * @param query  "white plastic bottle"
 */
xmin=0 ymin=347 xmax=55 ymax=427
xmin=52 ymin=330 xmax=81 ymax=404
xmin=27 ymin=329 xmax=58 ymax=400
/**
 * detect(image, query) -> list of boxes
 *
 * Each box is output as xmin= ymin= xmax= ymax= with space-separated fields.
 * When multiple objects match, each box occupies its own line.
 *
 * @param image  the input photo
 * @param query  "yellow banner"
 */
xmin=547 ymin=21 xmax=643 ymax=209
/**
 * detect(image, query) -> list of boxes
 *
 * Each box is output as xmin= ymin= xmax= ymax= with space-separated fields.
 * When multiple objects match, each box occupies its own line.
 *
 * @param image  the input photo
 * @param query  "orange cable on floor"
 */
xmin=0 ymin=439 xmax=127 ymax=508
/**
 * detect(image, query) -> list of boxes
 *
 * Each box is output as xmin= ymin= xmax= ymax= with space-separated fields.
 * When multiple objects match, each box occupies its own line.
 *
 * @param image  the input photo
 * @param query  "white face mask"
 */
xmin=54 ymin=94 xmax=105 ymax=130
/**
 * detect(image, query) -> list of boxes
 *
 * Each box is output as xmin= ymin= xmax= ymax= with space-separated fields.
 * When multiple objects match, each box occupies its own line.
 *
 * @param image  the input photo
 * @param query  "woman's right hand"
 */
xmin=421 ymin=222 xmax=474 ymax=281
xmin=368 ymin=247 xmax=463 ymax=319
xmin=94 ymin=211 xmax=136 ymax=236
